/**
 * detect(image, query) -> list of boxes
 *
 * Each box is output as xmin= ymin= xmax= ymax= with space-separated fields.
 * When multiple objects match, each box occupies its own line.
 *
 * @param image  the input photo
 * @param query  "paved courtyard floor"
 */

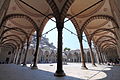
xmin=0 ymin=63 xmax=120 ymax=80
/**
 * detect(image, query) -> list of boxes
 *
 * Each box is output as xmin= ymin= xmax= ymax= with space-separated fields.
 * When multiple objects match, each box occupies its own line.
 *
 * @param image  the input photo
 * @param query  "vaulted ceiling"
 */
xmin=1 ymin=0 xmax=119 ymax=52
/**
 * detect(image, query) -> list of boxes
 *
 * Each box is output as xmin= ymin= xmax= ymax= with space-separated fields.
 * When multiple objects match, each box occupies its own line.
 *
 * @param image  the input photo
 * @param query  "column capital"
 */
xmin=56 ymin=19 xmax=64 ymax=30
xmin=78 ymin=34 xmax=82 ymax=41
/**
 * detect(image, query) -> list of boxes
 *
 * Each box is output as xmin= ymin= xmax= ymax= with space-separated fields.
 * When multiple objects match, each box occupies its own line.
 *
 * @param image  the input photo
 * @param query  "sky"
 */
xmin=42 ymin=18 xmax=89 ymax=50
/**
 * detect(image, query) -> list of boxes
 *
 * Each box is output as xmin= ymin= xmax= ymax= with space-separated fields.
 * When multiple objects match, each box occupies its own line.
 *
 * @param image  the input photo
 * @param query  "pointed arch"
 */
xmin=0 ymin=13 xmax=39 ymax=30
xmin=81 ymin=15 xmax=119 ymax=33
xmin=1 ymin=34 xmax=24 ymax=47
xmin=66 ymin=14 xmax=81 ymax=36
xmin=98 ymin=39 xmax=117 ymax=48
xmin=1 ymin=44 xmax=15 ymax=53
xmin=0 ymin=26 xmax=28 ymax=40
xmin=3 ymin=43 xmax=17 ymax=49
xmin=1 ymin=39 xmax=20 ymax=48
xmin=89 ymin=28 xmax=118 ymax=42
xmin=101 ymin=44 xmax=116 ymax=53
xmin=95 ymin=35 xmax=117 ymax=45
xmin=99 ymin=43 xmax=116 ymax=53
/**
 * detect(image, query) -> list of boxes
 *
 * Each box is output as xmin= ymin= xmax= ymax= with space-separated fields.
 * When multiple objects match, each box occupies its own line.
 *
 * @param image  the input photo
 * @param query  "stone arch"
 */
xmin=74 ymin=52 xmax=80 ymax=62
xmin=98 ymin=39 xmax=117 ymax=49
xmin=0 ymin=14 xmax=39 ymax=61
xmin=1 ymin=35 xmax=24 ymax=47
xmin=95 ymin=35 xmax=117 ymax=45
xmin=1 ymin=44 xmax=15 ymax=53
xmin=98 ymin=39 xmax=117 ymax=47
xmin=99 ymin=43 xmax=116 ymax=52
xmin=2 ymin=43 xmax=17 ymax=55
xmin=66 ymin=14 xmax=81 ymax=36
xmin=103 ymin=45 xmax=116 ymax=52
xmin=101 ymin=43 xmax=116 ymax=49
xmin=101 ymin=44 xmax=116 ymax=54
xmin=0 ymin=27 xmax=31 ymax=66
xmin=38 ymin=13 xmax=55 ymax=37
xmin=81 ymin=15 xmax=119 ymax=33
xmin=44 ymin=51 xmax=50 ymax=56
xmin=0 ymin=27 xmax=28 ymax=39
xmin=0 ymin=13 xmax=39 ymax=30
xmin=1 ymin=39 xmax=20 ymax=48
xmin=3 ymin=43 xmax=17 ymax=50
xmin=44 ymin=50 xmax=50 ymax=63
xmin=89 ymin=28 xmax=118 ymax=42
xmin=49 ymin=50 xmax=55 ymax=56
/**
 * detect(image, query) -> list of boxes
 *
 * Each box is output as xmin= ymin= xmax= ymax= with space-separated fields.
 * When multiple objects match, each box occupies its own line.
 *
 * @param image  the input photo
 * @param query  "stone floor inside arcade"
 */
xmin=0 ymin=63 xmax=120 ymax=80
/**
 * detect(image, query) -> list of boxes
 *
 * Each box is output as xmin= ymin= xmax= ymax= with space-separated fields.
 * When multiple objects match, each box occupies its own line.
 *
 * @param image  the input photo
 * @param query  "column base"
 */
xmin=81 ymin=66 xmax=88 ymax=70
xmin=98 ymin=63 xmax=101 ymax=65
xmin=17 ymin=62 xmax=20 ymax=65
xmin=31 ymin=65 xmax=38 ymax=70
xmin=101 ymin=63 xmax=104 ymax=65
xmin=92 ymin=64 xmax=97 ymax=67
xmin=54 ymin=71 xmax=66 ymax=77
xmin=22 ymin=64 xmax=27 ymax=67
xmin=17 ymin=63 xmax=21 ymax=65
xmin=98 ymin=63 xmax=102 ymax=65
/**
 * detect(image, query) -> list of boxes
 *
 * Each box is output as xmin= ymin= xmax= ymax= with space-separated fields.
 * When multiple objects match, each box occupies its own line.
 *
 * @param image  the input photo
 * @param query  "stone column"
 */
xmin=10 ymin=51 xmax=14 ymax=63
xmin=31 ymin=30 xmax=40 ymax=69
xmin=17 ymin=47 xmax=23 ymax=65
xmin=8 ymin=50 xmax=13 ymax=63
xmin=86 ymin=52 xmax=88 ymax=63
xmin=99 ymin=52 xmax=104 ymax=64
xmin=116 ymin=46 xmax=120 ymax=58
xmin=88 ymin=43 xmax=96 ymax=66
xmin=101 ymin=53 xmax=106 ymax=64
xmin=54 ymin=18 xmax=65 ymax=77
xmin=103 ymin=54 xmax=107 ymax=63
xmin=23 ymin=41 xmax=29 ymax=66
xmin=14 ymin=49 xmax=20 ymax=64
xmin=105 ymin=52 xmax=108 ymax=62
xmin=13 ymin=50 xmax=17 ymax=63
xmin=96 ymin=46 xmax=103 ymax=64
xmin=94 ymin=45 xmax=101 ymax=64
xmin=79 ymin=35 xmax=88 ymax=69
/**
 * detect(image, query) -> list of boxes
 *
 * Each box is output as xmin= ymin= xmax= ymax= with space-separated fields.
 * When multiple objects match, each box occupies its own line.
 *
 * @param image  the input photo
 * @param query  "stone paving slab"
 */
xmin=0 ymin=63 xmax=120 ymax=80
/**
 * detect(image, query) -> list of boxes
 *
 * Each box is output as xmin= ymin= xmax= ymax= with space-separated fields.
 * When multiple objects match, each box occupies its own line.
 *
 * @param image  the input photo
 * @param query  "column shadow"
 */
xmin=0 ymin=64 xmax=84 ymax=80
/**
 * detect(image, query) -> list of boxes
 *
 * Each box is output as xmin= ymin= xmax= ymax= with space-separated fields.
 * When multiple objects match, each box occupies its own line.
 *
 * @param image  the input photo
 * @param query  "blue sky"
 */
xmin=42 ymin=18 xmax=89 ymax=50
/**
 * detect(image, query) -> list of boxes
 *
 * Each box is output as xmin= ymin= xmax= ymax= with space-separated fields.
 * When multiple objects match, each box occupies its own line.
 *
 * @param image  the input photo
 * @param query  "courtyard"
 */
xmin=0 ymin=63 xmax=120 ymax=80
